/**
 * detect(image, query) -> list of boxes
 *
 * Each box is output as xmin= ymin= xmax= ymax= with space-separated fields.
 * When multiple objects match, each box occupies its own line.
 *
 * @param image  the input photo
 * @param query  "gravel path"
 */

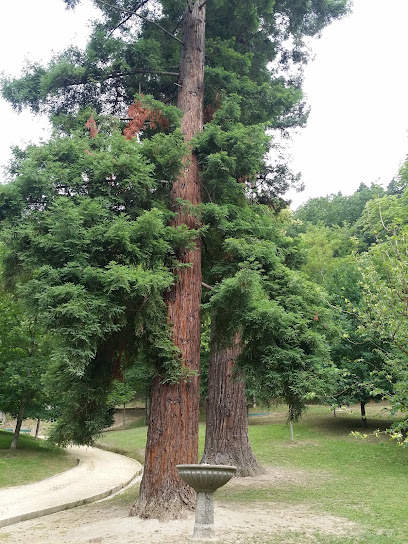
xmin=0 ymin=446 xmax=142 ymax=528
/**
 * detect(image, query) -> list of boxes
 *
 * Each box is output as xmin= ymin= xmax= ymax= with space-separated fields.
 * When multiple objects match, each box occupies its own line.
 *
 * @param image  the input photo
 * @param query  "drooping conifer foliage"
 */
xmin=1 ymin=0 xmax=349 ymax=519
xmin=1 ymin=108 xmax=189 ymax=446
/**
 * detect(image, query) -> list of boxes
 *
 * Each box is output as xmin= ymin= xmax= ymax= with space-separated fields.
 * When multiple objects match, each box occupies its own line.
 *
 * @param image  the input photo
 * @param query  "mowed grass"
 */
xmin=97 ymin=403 xmax=408 ymax=544
xmin=0 ymin=431 xmax=77 ymax=488
xmin=96 ymin=421 xmax=148 ymax=463
xmin=222 ymin=406 xmax=408 ymax=543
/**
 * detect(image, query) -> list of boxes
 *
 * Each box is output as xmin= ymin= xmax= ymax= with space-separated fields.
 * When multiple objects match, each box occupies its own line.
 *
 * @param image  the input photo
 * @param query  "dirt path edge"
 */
xmin=0 ymin=449 xmax=142 ymax=529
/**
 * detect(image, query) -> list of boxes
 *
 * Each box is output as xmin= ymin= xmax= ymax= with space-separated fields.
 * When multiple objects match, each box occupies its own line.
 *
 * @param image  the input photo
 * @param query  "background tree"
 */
xmin=295 ymin=183 xmax=385 ymax=231
xmin=355 ymin=188 xmax=408 ymax=433
xmin=0 ymin=292 xmax=49 ymax=449
xmin=295 ymin=184 xmax=399 ymax=427
xmin=108 ymin=379 xmax=136 ymax=427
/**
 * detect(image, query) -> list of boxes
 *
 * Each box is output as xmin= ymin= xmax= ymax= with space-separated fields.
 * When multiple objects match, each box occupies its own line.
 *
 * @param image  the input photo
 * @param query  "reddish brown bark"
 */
xmin=201 ymin=332 xmax=264 ymax=477
xmin=132 ymin=1 xmax=205 ymax=519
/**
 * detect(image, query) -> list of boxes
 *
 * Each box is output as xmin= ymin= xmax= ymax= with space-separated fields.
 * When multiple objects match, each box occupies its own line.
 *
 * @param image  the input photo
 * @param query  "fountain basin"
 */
xmin=177 ymin=464 xmax=237 ymax=543
xmin=176 ymin=464 xmax=236 ymax=493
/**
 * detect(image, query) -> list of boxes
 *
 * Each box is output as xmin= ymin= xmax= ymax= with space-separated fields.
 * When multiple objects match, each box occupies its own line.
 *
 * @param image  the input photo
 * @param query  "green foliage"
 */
xmin=0 ymin=292 xmax=50 ymax=423
xmin=195 ymin=94 xmax=271 ymax=204
xmin=1 ymin=0 xmax=349 ymax=208
xmin=355 ymin=183 xmax=408 ymax=351
xmin=355 ymin=217 xmax=408 ymax=429
xmin=201 ymin=201 xmax=336 ymax=417
xmin=2 ymin=0 xmax=348 ymax=118
xmin=296 ymin=180 xmax=408 ymax=422
xmin=108 ymin=379 xmax=136 ymax=409
xmin=0 ymin=0 xmax=351 ymax=448
xmin=0 ymin=110 xmax=193 ymax=444
xmin=356 ymin=193 xmax=405 ymax=245
xmin=295 ymin=183 xmax=385 ymax=230
xmin=297 ymin=223 xmax=357 ymax=284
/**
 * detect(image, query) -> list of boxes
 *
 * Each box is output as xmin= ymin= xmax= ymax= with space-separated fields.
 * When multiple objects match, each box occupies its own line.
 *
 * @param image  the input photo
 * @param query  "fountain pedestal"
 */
xmin=176 ymin=464 xmax=236 ymax=543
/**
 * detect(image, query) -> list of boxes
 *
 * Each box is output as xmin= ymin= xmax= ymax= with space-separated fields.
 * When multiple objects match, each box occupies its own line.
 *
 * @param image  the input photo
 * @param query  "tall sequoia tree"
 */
xmin=200 ymin=202 xmax=336 ymax=464
xmin=1 ymin=0 xmax=350 ymax=519
xmin=134 ymin=1 xmax=206 ymax=517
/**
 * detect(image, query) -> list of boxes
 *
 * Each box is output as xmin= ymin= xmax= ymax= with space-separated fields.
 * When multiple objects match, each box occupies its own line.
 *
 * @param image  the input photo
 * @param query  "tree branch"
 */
xmin=202 ymin=282 xmax=213 ymax=290
xmin=107 ymin=0 xmax=150 ymax=37
xmin=108 ymin=12 xmax=133 ymax=37
xmin=321 ymin=295 xmax=357 ymax=316
xmin=49 ymin=69 xmax=179 ymax=93
xmin=378 ymin=201 xmax=390 ymax=233
xmin=97 ymin=0 xmax=183 ymax=44
xmin=107 ymin=70 xmax=179 ymax=79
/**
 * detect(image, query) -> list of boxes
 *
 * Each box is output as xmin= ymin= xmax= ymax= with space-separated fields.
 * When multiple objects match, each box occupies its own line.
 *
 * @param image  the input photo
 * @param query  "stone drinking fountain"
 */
xmin=176 ymin=463 xmax=237 ymax=543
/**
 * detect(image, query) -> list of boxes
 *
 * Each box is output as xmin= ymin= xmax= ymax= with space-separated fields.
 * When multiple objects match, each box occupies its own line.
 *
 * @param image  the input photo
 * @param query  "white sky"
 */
xmin=288 ymin=0 xmax=408 ymax=208
xmin=1 ymin=0 xmax=408 ymax=210
xmin=0 ymin=0 xmax=98 ymax=172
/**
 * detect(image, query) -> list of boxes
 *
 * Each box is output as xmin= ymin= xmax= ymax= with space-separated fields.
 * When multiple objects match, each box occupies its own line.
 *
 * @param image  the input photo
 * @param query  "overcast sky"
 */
xmin=287 ymin=0 xmax=408 ymax=208
xmin=1 ymin=0 xmax=407 ymax=210
xmin=0 ymin=0 xmax=98 ymax=172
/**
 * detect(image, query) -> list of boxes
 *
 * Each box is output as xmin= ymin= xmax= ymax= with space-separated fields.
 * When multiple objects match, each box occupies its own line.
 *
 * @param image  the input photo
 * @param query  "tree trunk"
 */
xmin=144 ymin=387 xmax=150 ymax=426
xmin=10 ymin=395 xmax=26 ymax=450
xmin=132 ymin=1 xmax=205 ymax=520
xmin=360 ymin=401 xmax=367 ymax=428
xmin=35 ymin=418 xmax=41 ymax=439
xmin=201 ymin=332 xmax=264 ymax=477
xmin=289 ymin=419 xmax=294 ymax=442
xmin=123 ymin=404 xmax=126 ymax=427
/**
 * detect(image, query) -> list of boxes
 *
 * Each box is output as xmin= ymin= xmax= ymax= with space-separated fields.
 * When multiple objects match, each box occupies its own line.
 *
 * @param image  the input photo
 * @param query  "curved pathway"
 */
xmin=0 ymin=446 xmax=142 ymax=528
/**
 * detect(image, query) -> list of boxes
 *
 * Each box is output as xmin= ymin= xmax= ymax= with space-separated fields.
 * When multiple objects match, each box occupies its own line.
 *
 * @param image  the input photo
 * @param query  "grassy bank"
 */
xmin=0 ymin=431 xmax=77 ymax=488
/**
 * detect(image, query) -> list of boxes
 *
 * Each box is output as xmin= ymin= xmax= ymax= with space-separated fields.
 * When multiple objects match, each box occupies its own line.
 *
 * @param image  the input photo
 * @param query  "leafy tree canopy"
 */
xmin=0 ymin=0 xmax=350 ymax=448
xmin=295 ymin=183 xmax=385 ymax=230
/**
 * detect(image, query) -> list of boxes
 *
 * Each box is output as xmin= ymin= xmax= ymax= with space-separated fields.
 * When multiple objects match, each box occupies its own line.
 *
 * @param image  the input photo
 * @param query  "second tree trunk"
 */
xmin=202 ymin=332 xmax=264 ymax=477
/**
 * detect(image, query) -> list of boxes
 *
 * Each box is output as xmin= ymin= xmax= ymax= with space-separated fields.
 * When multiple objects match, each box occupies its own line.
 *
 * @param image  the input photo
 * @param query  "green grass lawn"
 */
xmin=96 ymin=403 xmax=408 ymax=544
xmin=220 ymin=408 xmax=408 ymax=543
xmin=0 ymin=431 xmax=78 ymax=488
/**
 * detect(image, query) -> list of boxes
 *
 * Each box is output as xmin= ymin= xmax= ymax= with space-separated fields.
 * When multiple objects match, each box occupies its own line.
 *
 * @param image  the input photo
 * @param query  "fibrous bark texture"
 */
xmin=132 ymin=1 xmax=205 ymax=519
xmin=201 ymin=333 xmax=264 ymax=477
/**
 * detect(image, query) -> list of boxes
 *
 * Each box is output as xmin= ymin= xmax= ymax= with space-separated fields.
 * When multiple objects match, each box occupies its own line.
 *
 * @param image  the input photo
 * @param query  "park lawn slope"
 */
xmin=218 ymin=407 xmax=408 ymax=544
xmin=0 ymin=430 xmax=78 ymax=488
